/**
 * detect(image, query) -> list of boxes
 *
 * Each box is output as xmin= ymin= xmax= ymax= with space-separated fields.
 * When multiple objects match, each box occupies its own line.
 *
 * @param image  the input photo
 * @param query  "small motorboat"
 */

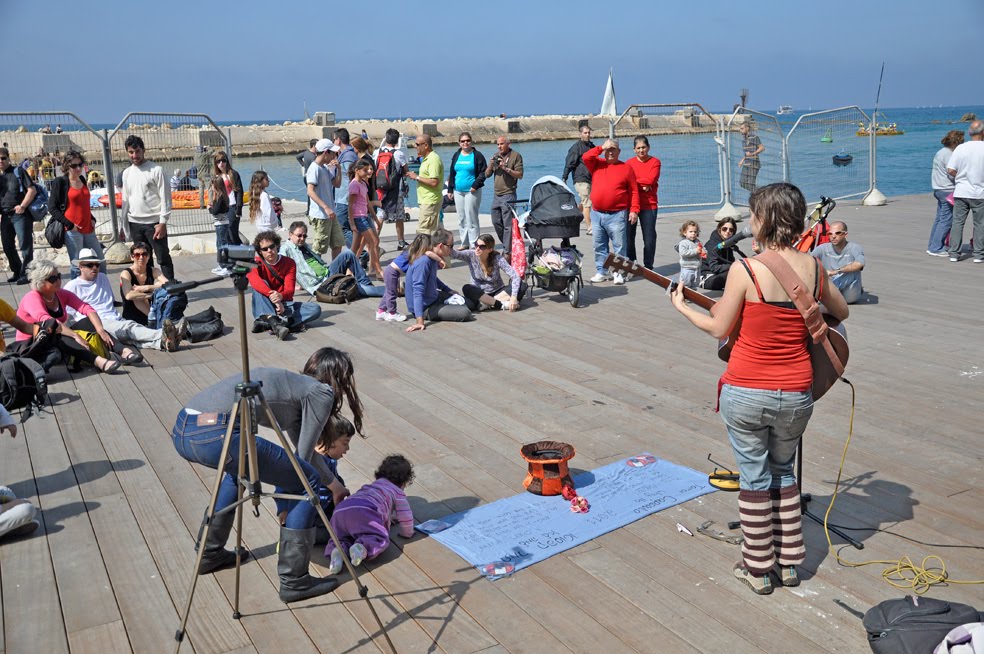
xmin=832 ymin=151 xmax=853 ymax=166
xmin=821 ymin=128 xmax=833 ymax=143
xmin=777 ymin=105 xmax=793 ymax=115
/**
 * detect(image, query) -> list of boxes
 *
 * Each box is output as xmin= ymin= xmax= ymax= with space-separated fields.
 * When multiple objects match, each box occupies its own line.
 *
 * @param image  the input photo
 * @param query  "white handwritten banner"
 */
xmin=416 ymin=453 xmax=715 ymax=580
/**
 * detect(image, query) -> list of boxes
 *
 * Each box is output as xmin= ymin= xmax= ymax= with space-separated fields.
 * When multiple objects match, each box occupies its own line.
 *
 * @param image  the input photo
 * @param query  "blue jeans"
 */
xmin=719 ymin=384 xmax=814 ymax=491
xmin=148 ymin=287 xmax=187 ymax=329
xmin=251 ymin=291 xmax=322 ymax=328
xmin=171 ymin=409 xmax=320 ymax=529
xmin=591 ymin=209 xmax=627 ymax=274
xmin=64 ymin=229 xmax=105 ymax=279
xmin=626 ymin=208 xmax=658 ymax=269
xmin=328 ymin=248 xmax=384 ymax=297
xmin=214 ymin=223 xmax=234 ymax=268
xmin=336 ymin=203 xmax=353 ymax=249
xmin=928 ymin=190 xmax=953 ymax=253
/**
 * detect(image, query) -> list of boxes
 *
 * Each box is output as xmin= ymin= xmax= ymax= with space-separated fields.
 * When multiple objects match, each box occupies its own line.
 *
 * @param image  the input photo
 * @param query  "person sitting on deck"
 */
xmin=812 ymin=221 xmax=865 ymax=304
xmin=279 ymin=221 xmax=383 ymax=300
xmin=247 ymin=230 xmax=322 ymax=339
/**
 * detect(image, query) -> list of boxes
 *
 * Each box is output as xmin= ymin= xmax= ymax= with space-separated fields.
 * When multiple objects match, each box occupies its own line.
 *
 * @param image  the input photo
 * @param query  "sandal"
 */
xmin=119 ymin=347 xmax=143 ymax=365
xmin=100 ymin=353 xmax=123 ymax=374
xmin=733 ymin=562 xmax=773 ymax=595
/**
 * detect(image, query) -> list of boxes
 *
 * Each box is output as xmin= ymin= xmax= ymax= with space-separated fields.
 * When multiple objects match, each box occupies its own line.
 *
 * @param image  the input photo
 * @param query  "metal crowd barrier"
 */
xmin=786 ymin=106 xmax=872 ymax=202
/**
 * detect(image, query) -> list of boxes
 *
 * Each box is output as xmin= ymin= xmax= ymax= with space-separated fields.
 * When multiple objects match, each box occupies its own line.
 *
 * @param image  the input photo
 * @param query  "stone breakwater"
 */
xmin=0 ymin=112 xmax=719 ymax=163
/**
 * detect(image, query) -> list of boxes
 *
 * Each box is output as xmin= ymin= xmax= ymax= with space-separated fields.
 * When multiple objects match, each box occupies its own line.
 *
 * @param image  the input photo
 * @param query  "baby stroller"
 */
xmin=515 ymin=176 xmax=584 ymax=307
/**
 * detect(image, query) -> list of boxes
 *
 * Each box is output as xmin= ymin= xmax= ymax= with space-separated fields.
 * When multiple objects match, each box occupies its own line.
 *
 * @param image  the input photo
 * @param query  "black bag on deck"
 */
xmin=183 ymin=306 xmax=224 ymax=343
xmin=315 ymin=274 xmax=359 ymax=304
xmin=0 ymin=354 xmax=49 ymax=419
xmin=863 ymin=595 xmax=982 ymax=654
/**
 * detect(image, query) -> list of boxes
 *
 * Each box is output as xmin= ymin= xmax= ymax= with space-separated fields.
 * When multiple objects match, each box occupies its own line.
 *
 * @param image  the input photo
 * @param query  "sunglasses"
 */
xmin=79 ymin=262 xmax=100 ymax=268
xmin=69 ymin=162 xmax=84 ymax=169
xmin=0 ymin=156 xmax=9 ymax=161
xmin=831 ymin=231 xmax=846 ymax=235
xmin=459 ymin=139 xmax=472 ymax=144
xmin=720 ymin=227 xmax=735 ymax=233
xmin=259 ymin=244 xmax=277 ymax=252
xmin=292 ymin=232 xmax=308 ymax=239
xmin=216 ymin=159 xmax=228 ymax=164
xmin=46 ymin=273 xmax=62 ymax=283
xmin=132 ymin=251 xmax=148 ymax=258
xmin=474 ymin=243 xmax=490 ymax=250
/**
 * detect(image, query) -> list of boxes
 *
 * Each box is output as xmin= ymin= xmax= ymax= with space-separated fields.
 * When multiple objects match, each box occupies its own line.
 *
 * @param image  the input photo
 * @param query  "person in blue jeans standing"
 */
xmin=246 ymin=230 xmax=322 ymax=339
xmin=927 ymin=130 xmax=964 ymax=255
xmin=581 ymin=140 xmax=640 ymax=285
xmin=333 ymin=128 xmax=359 ymax=249
xmin=171 ymin=365 xmax=354 ymax=602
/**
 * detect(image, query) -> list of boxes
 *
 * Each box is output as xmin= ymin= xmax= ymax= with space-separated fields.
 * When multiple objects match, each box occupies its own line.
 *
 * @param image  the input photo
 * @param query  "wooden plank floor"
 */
xmin=1 ymin=193 xmax=982 ymax=653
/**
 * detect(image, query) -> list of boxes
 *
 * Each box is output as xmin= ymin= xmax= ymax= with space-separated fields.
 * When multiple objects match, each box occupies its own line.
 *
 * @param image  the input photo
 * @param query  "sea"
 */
xmin=102 ymin=105 xmax=984 ymax=216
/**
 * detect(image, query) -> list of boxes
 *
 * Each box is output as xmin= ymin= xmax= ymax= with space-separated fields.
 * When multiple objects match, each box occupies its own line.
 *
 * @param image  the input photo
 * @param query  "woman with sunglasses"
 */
xmin=446 ymin=132 xmax=488 ymax=250
xmin=47 ymin=150 xmax=105 ymax=279
xmin=700 ymin=217 xmax=748 ymax=291
xmin=450 ymin=233 xmax=525 ymax=312
xmin=12 ymin=259 xmax=122 ymax=373
xmin=212 ymin=151 xmax=243 ymax=245
xmin=120 ymin=242 xmax=174 ymax=326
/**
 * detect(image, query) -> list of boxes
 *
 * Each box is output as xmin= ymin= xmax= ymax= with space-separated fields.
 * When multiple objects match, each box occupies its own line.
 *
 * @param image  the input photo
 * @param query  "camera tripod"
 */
xmin=172 ymin=269 xmax=395 ymax=654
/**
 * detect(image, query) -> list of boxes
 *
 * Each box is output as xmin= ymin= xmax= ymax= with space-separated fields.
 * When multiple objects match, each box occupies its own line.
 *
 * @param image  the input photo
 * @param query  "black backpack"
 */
xmin=863 ymin=595 xmax=982 ymax=654
xmin=315 ymin=274 xmax=359 ymax=304
xmin=0 ymin=354 xmax=49 ymax=420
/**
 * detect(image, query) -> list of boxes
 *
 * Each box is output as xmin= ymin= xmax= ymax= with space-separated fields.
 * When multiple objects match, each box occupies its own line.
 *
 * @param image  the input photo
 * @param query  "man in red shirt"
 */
xmin=582 ymin=140 xmax=639 ymax=284
xmin=247 ymin=230 xmax=322 ymax=339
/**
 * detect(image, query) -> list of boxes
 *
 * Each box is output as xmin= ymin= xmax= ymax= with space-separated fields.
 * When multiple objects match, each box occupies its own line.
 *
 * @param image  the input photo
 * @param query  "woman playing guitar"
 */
xmin=670 ymin=183 xmax=849 ymax=596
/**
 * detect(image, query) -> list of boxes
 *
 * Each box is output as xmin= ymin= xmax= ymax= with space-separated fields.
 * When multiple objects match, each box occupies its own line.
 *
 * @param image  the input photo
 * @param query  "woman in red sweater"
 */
xmin=247 ymin=230 xmax=322 ymax=339
xmin=670 ymin=183 xmax=848 ymax=596
xmin=625 ymin=136 xmax=661 ymax=271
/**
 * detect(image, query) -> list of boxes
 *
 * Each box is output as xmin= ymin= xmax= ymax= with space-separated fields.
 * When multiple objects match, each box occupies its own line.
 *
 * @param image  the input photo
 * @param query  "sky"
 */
xmin=3 ymin=0 xmax=983 ymax=123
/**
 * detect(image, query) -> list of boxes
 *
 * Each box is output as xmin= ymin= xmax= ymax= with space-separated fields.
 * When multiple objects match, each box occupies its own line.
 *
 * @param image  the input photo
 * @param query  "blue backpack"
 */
xmin=13 ymin=167 xmax=49 ymax=222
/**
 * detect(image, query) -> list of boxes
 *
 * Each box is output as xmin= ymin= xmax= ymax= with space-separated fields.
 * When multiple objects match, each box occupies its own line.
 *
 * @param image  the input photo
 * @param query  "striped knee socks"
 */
xmin=738 ymin=489 xmax=775 ymax=575
xmin=772 ymin=483 xmax=805 ymax=566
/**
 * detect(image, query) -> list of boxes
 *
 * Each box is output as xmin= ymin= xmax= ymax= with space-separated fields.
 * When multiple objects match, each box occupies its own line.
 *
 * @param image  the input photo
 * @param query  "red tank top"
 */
xmin=65 ymin=185 xmax=93 ymax=233
xmin=719 ymin=260 xmax=817 ymax=393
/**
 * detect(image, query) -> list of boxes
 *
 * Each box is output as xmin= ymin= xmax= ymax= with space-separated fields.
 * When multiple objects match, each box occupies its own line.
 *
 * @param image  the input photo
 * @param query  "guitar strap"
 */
xmin=753 ymin=251 xmax=845 ymax=378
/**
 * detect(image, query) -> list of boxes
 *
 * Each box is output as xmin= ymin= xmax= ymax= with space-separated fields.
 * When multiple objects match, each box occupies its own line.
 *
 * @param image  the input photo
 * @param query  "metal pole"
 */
xmin=102 ymin=129 xmax=119 ymax=242
xmin=863 ymin=109 xmax=886 ymax=205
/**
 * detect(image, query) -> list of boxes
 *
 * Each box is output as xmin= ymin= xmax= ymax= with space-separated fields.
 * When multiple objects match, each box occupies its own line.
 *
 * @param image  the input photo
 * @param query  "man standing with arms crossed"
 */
xmin=946 ymin=119 xmax=984 ymax=264
xmin=122 ymin=136 xmax=174 ymax=280
xmin=406 ymin=135 xmax=443 ymax=236
xmin=306 ymin=139 xmax=344 ymax=260
xmin=563 ymin=125 xmax=595 ymax=235
xmin=485 ymin=136 xmax=524 ymax=263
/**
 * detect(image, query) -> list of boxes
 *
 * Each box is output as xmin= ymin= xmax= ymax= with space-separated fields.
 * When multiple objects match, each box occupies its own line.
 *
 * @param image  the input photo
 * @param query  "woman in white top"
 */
xmin=249 ymin=171 xmax=276 ymax=233
xmin=927 ymin=129 xmax=964 ymax=255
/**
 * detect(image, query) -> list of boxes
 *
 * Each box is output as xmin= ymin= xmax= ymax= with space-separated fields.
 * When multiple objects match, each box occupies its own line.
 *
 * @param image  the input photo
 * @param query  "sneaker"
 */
xmin=15 ymin=276 xmax=28 ymax=285
xmin=375 ymin=309 xmax=388 ymax=321
xmin=734 ymin=562 xmax=773 ymax=595
xmin=326 ymin=547 xmax=344 ymax=576
xmin=926 ymin=250 xmax=949 ymax=257
xmin=775 ymin=565 xmax=800 ymax=587
xmin=385 ymin=311 xmax=407 ymax=322
xmin=950 ymin=256 xmax=960 ymax=262
xmin=5 ymin=519 xmax=40 ymax=539
xmin=397 ymin=240 xmax=409 ymax=249
xmin=359 ymin=252 xmax=370 ymax=270
xmin=175 ymin=317 xmax=189 ymax=342
xmin=161 ymin=319 xmax=180 ymax=352
xmin=974 ymin=259 xmax=983 ymax=264
xmin=589 ymin=272 xmax=610 ymax=283
xmin=586 ymin=227 xmax=593 ymax=235
xmin=211 ymin=266 xmax=232 ymax=276
xmin=612 ymin=271 xmax=625 ymax=285
xmin=252 ymin=318 xmax=269 ymax=333
xmin=349 ymin=542 xmax=367 ymax=567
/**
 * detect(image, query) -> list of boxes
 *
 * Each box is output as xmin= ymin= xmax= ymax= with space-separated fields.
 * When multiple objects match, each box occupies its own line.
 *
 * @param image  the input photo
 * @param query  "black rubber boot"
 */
xmin=198 ymin=511 xmax=250 ymax=575
xmin=278 ymin=526 xmax=339 ymax=602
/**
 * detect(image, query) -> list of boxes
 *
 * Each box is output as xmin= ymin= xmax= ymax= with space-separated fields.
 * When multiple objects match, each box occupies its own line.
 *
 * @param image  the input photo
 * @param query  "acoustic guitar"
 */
xmin=603 ymin=254 xmax=848 ymax=400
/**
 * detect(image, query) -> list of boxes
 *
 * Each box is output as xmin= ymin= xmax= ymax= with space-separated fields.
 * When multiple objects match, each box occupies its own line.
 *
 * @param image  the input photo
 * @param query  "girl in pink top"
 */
xmin=324 ymin=454 xmax=415 ymax=574
xmin=13 ymin=259 xmax=122 ymax=373
xmin=347 ymin=161 xmax=384 ymax=279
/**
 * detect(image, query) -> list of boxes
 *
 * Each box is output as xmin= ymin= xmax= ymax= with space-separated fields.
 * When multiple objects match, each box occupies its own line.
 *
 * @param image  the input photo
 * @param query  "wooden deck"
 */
xmin=1 ymin=193 xmax=981 ymax=653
